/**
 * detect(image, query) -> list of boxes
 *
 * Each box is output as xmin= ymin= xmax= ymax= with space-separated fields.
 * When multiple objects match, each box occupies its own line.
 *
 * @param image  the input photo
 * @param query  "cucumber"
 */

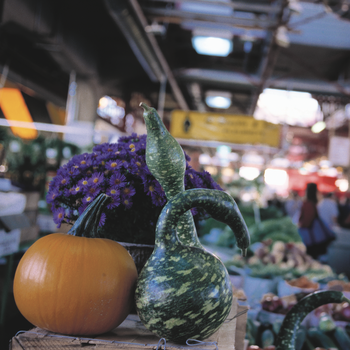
xmin=295 ymin=325 xmax=307 ymax=350
xmin=275 ymin=290 xmax=350 ymax=350
xmin=261 ymin=329 xmax=275 ymax=348
xmin=140 ymin=102 xmax=200 ymax=248
xmin=135 ymin=188 xmax=250 ymax=343
xmin=307 ymin=327 xmax=338 ymax=349
xmin=332 ymin=326 xmax=350 ymax=350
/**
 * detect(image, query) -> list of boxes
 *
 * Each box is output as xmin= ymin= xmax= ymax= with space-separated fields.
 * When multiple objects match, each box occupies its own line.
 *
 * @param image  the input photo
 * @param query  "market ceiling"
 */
xmin=0 ymin=0 xmax=350 ymax=120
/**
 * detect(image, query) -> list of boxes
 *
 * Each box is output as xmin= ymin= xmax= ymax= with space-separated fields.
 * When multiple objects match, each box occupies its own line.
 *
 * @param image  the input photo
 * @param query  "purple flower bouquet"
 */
xmin=47 ymin=133 xmax=222 ymax=244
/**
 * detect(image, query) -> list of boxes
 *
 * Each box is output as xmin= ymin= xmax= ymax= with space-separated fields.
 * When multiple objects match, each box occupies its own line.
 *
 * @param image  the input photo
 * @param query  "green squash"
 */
xmin=135 ymin=188 xmax=250 ymax=343
xmin=275 ymin=290 xmax=350 ymax=350
xmin=140 ymin=102 xmax=200 ymax=248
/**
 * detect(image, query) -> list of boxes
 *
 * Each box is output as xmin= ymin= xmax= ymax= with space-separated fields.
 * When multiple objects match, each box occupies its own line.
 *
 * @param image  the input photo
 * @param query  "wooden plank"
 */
xmin=234 ymin=305 xmax=248 ymax=350
xmin=11 ymin=297 xmax=245 ymax=350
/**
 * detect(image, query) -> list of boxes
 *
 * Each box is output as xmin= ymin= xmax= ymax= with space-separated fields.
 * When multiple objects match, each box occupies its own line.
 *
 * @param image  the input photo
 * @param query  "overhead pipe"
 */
xmin=104 ymin=0 xmax=189 ymax=110
xmin=176 ymin=68 xmax=350 ymax=96
xmin=248 ymin=0 xmax=290 ymax=115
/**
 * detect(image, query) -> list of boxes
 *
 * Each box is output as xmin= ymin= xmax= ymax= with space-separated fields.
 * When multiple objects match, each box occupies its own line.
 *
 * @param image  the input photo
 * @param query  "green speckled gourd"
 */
xmin=135 ymin=188 xmax=250 ymax=344
xmin=140 ymin=102 xmax=200 ymax=248
xmin=275 ymin=290 xmax=350 ymax=350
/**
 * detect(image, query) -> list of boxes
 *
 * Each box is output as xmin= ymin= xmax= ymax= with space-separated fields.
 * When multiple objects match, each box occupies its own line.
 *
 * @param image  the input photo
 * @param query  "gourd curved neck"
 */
xmin=155 ymin=189 xmax=250 ymax=256
xmin=68 ymin=194 xmax=110 ymax=238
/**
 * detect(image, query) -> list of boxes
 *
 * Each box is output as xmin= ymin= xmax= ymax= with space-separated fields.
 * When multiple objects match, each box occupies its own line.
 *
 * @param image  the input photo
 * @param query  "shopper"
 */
xmin=298 ymin=182 xmax=335 ymax=259
xmin=284 ymin=190 xmax=302 ymax=224
xmin=317 ymin=192 xmax=339 ymax=229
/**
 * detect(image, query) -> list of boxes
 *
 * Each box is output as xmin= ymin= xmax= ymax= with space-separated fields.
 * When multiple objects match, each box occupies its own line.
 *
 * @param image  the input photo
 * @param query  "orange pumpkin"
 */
xmin=13 ymin=194 xmax=138 ymax=336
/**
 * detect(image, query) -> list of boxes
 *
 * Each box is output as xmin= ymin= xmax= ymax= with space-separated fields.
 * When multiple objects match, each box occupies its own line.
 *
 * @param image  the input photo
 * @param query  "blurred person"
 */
xmin=298 ymin=182 xmax=335 ymax=259
xmin=284 ymin=190 xmax=302 ymax=224
xmin=267 ymin=192 xmax=286 ymax=214
xmin=183 ymin=146 xmax=202 ymax=172
xmin=337 ymin=196 xmax=350 ymax=228
xmin=317 ymin=192 xmax=339 ymax=229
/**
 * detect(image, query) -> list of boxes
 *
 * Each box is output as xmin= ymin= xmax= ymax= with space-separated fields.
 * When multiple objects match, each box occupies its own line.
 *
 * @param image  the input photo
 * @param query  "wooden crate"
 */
xmin=10 ymin=298 xmax=248 ymax=350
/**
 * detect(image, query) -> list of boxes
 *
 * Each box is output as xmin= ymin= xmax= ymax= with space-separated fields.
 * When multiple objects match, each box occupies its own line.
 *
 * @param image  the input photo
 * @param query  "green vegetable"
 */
xmin=295 ymin=325 xmax=307 ymax=350
xmin=332 ymin=326 xmax=350 ymax=350
xmin=135 ymin=188 xmax=250 ymax=343
xmin=275 ymin=290 xmax=349 ymax=350
xmin=140 ymin=102 xmax=200 ymax=248
xmin=307 ymin=327 xmax=338 ymax=349
xmin=261 ymin=329 xmax=274 ymax=348
xmin=248 ymin=216 xmax=301 ymax=244
xmin=318 ymin=312 xmax=336 ymax=332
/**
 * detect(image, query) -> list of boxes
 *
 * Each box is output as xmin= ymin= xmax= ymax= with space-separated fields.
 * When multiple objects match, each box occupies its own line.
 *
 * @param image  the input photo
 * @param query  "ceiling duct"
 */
xmin=103 ymin=0 xmax=165 ymax=83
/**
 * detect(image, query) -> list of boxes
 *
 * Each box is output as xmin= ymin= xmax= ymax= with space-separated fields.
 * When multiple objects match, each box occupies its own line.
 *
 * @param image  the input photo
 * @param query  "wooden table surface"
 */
xmin=10 ymin=298 xmax=248 ymax=350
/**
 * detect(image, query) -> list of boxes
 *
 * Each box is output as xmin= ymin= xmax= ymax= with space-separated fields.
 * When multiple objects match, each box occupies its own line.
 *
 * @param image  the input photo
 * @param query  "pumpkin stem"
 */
xmin=68 ymin=194 xmax=111 ymax=238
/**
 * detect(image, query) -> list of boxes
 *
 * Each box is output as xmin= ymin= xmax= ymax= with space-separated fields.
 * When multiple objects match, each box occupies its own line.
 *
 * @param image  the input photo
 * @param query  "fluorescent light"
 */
xmin=311 ymin=121 xmax=326 ymax=133
xmin=206 ymin=96 xmax=231 ymax=109
xmin=192 ymin=36 xmax=233 ymax=57
xmin=206 ymin=91 xmax=232 ymax=109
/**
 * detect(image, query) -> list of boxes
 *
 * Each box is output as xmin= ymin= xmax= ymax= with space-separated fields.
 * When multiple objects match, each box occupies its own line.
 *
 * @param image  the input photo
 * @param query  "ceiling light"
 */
xmin=192 ymin=36 xmax=233 ymax=57
xmin=205 ymin=91 xmax=232 ymax=109
xmin=311 ymin=121 xmax=326 ymax=133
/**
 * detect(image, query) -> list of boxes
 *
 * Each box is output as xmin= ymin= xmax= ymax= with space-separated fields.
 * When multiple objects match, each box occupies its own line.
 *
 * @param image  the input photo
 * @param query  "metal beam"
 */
xmin=141 ymin=0 xmax=280 ymax=14
xmin=248 ymin=0 xmax=290 ymax=114
xmin=176 ymin=68 xmax=350 ymax=96
xmin=104 ymin=0 xmax=189 ymax=110
xmin=128 ymin=0 xmax=189 ymax=110
xmin=142 ymin=7 xmax=278 ymax=29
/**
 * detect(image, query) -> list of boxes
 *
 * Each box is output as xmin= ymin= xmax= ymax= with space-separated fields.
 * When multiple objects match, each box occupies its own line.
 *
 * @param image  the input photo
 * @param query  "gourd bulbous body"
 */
xmin=135 ymin=188 xmax=250 ymax=343
xmin=136 ymin=244 xmax=232 ymax=343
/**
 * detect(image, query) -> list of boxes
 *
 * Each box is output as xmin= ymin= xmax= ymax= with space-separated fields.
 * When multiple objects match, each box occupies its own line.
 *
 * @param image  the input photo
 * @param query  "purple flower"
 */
xmin=53 ymin=207 xmax=65 ymax=228
xmin=47 ymin=133 xmax=222 ymax=244
xmin=83 ymin=194 xmax=96 ymax=205
xmin=107 ymin=196 xmax=121 ymax=210
xmin=107 ymin=187 xmax=120 ymax=197
xmin=109 ymin=173 xmax=127 ymax=188
xmin=89 ymin=172 xmax=104 ymax=186
xmin=99 ymin=212 xmax=106 ymax=227
xmin=122 ymin=197 xmax=133 ymax=209
xmin=122 ymin=186 xmax=136 ymax=199
xmin=106 ymin=160 xmax=121 ymax=171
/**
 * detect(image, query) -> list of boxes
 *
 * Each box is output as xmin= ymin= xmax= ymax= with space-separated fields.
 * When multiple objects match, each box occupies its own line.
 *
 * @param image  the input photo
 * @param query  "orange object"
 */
xmin=0 ymin=88 xmax=38 ymax=139
xmin=13 ymin=233 xmax=138 ymax=335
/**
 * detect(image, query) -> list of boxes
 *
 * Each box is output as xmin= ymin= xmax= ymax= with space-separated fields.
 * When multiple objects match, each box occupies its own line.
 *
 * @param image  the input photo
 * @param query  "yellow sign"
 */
xmin=170 ymin=110 xmax=281 ymax=148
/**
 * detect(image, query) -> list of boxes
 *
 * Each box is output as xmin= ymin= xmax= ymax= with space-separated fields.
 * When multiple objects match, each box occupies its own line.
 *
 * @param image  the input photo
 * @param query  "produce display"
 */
xmin=135 ymin=188 xmax=250 ymax=343
xmin=140 ymin=102 xmax=201 ymax=248
xmin=248 ymin=217 xmax=302 ymax=245
xmin=275 ymin=291 xmax=350 ymax=350
xmin=13 ymin=194 xmax=138 ymax=335
xmin=226 ymin=240 xmax=333 ymax=280
xmin=13 ymin=101 xmax=350 ymax=350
